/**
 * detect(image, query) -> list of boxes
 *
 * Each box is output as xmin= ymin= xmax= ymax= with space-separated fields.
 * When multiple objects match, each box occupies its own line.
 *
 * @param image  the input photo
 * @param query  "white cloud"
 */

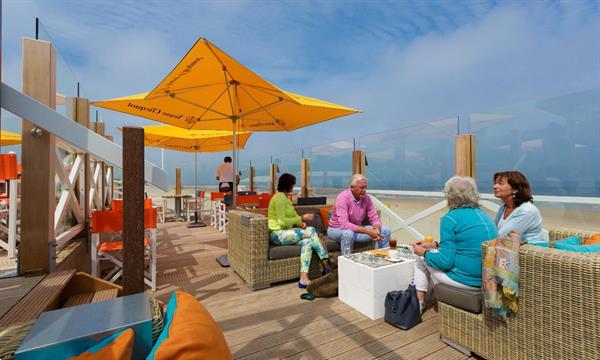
xmin=2 ymin=1 xmax=600 ymax=185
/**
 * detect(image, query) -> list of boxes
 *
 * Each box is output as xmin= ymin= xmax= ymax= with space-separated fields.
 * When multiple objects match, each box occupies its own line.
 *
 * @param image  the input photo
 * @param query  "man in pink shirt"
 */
xmin=327 ymin=174 xmax=390 ymax=254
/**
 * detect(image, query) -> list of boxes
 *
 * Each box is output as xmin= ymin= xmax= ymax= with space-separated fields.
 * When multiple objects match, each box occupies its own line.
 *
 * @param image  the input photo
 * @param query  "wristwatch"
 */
xmin=423 ymin=249 xmax=430 ymax=258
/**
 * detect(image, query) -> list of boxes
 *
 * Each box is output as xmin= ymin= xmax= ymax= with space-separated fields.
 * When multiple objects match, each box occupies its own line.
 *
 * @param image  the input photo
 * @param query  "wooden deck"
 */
xmin=151 ymin=221 xmax=472 ymax=359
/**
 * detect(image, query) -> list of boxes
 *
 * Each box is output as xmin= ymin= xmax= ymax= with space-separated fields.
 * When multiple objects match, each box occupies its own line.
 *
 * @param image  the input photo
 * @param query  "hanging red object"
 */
xmin=0 ymin=154 xmax=18 ymax=180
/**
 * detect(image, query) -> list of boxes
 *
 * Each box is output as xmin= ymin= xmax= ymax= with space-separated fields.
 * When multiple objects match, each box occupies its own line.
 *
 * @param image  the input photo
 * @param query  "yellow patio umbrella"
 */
xmin=124 ymin=125 xmax=252 ymax=227
xmin=0 ymin=130 xmax=21 ymax=146
xmin=93 ymin=37 xmax=360 ymax=205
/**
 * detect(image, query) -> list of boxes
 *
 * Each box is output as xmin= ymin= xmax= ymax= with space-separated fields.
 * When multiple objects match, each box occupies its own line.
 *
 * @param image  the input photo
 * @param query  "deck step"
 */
xmin=91 ymin=289 xmax=119 ymax=303
xmin=0 ymin=269 xmax=76 ymax=326
xmin=63 ymin=292 xmax=95 ymax=308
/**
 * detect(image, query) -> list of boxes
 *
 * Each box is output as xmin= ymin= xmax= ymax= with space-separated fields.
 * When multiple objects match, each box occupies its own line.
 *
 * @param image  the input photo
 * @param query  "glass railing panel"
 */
xmin=36 ymin=20 xmax=80 ymax=117
xmin=273 ymin=150 xmax=302 ymax=187
xmin=305 ymin=139 xmax=354 ymax=194
xmin=470 ymin=89 xmax=600 ymax=197
xmin=469 ymin=88 xmax=600 ymax=232
xmin=358 ymin=117 xmax=458 ymax=191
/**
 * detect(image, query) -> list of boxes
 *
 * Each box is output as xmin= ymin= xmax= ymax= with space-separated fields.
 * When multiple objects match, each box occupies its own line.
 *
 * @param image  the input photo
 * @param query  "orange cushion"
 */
xmin=70 ymin=328 xmax=133 ymax=360
xmin=319 ymin=206 xmax=333 ymax=230
xmin=585 ymin=233 xmax=600 ymax=245
xmin=148 ymin=290 xmax=232 ymax=360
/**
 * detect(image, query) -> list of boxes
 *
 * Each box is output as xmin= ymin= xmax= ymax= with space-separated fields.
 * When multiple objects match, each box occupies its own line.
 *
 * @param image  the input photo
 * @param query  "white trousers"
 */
xmin=413 ymin=255 xmax=478 ymax=292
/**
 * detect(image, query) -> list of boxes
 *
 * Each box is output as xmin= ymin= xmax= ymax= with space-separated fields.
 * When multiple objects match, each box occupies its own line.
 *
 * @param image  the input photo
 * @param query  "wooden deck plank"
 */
xmin=423 ymin=345 xmax=471 ymax=360
xmin=230 ymin=308 xmax=365 ymax=357
xmin=0 ymin=275 xmax=44 ymax=319
xmin=149 ymin=222 xmax=468 ymax=360
xmin=328 ymin=315 xmax=439 ymax=359
xmin=225 ymin=302 xmax=357 ymax=346
xmin=0 ymin=270 xmax=75 ymax=326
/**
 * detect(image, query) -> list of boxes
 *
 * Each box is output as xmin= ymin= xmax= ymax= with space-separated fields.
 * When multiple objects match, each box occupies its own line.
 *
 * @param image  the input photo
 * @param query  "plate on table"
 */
xmin=385 ymin=257 xmax=404 ymax=262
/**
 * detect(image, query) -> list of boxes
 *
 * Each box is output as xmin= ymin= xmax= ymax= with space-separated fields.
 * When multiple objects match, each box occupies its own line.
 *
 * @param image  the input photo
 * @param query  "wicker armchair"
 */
xmin=438 ymin=228 xmax=600 ymax=360
xmin=228 ymin=209 xmax=374 ymax=290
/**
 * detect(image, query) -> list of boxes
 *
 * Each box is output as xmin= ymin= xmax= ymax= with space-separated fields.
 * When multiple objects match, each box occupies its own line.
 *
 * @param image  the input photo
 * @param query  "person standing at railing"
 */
xmin=215 ymin=156 xmax=240 ymax=192
xmin=493 ymin=171 xmax=547 ymax=244
xmin=327 ymin=174 xmax=391 ymax=254
xmin=268 ymin=173 xmax=333 ymax=288
xmin=412 ymin=176 xmax=498 ymax=314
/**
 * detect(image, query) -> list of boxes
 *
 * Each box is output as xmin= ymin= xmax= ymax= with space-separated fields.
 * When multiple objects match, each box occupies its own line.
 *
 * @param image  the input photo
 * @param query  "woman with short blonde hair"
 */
xmin=412 ymin=176 xmax=497 ymax=313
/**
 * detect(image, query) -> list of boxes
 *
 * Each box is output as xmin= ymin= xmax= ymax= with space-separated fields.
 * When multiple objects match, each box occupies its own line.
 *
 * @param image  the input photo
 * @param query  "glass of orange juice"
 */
xmin=424 ymin=236 xmax=433 ymax=244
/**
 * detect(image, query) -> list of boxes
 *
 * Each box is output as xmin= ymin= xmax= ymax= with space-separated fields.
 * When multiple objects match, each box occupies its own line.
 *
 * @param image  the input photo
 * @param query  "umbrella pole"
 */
xmin=232 ymin=119 xmax=237 ymax=210
xmin=188 ymin=150 xmax=206 ymax=228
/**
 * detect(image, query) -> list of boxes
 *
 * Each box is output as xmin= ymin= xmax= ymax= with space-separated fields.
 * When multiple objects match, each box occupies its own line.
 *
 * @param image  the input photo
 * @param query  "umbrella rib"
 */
xmin=168 ymin=94 xmax=231 ymax=120
xmin=222 ymin=68 xmax=237 ymax=120
xmin=145 ymin=83 xmax=223 ymax=99
xmin=237 ymin=84 xmax=283 ymax=121
xmin=192 ymin=86 xmax=232 ymax=126
xmin=241 ymin=83 xmax=295 ymax=101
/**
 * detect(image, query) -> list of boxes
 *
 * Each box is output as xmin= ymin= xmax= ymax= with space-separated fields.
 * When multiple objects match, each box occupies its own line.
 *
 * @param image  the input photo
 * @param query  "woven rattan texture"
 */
xmin=439 ymin=229 xmax=600 ymax=359
xmin=228 ymin=210 xmax=373 ymax=290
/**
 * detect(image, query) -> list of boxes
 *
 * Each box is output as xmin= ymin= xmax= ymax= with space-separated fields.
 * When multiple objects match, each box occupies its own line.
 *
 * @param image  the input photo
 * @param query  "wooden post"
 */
xmin=19 ymin=38 xmax=56 ymax=275
xmin=455 ymin=134 xmax=476 ymax=178
xmin=122 ymin=127 xmax=145 ymax=295
xmin=175 ymin=168 xmax=182 ymax=195
xmin=248 ymin=166 xmax=255 ymax=192
xmin=352 ymin=150 xmax=366 ymax=176
xmin=301 ymin=159 xmax=311 ymax=198
xmin=269 ymin=163 xmax=278 ymax=195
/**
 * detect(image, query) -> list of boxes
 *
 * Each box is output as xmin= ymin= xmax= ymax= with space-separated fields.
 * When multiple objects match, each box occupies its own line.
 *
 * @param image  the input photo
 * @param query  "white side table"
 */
xmin=338 ymin=255 xmax=415 ymax=320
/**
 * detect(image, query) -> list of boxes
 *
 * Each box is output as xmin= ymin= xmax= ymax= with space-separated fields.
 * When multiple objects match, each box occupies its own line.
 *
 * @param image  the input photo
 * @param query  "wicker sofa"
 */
xmin=438 ymin=228 xmax=600 ymax=360
xmin=228 ymin=206 xmax=374 ymax=290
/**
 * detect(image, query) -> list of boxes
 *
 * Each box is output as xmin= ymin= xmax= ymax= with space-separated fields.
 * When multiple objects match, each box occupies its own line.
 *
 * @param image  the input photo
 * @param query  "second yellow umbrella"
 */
xmin=130 ymin=125 xmax=252 ymax=227
xmin=0 ymin=130 xmax=21 ymax=147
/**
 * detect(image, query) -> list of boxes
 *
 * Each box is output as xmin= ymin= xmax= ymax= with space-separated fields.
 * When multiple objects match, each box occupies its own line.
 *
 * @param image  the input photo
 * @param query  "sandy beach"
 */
xmin=146 ymin=185 xmax=599 ymax=244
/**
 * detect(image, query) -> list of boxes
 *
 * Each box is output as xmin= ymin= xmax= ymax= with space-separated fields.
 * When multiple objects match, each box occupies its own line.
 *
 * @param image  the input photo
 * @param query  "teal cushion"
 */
xmin=533 ymin=242 xmax=550 ymax=248
xmin=554 ymin=236 xmax=581 ymax=246
xmin=554 ymin=238 xmax=600 ymax=253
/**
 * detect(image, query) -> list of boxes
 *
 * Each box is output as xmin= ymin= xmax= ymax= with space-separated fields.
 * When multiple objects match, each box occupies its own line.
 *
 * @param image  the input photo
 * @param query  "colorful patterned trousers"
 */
xmin=270 ymin=226 xmax=329 ymax=273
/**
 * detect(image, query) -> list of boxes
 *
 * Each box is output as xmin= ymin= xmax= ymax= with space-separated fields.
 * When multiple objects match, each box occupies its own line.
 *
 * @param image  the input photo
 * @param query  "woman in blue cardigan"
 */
xmin=413 ymin=176 xmax=498 ymax=313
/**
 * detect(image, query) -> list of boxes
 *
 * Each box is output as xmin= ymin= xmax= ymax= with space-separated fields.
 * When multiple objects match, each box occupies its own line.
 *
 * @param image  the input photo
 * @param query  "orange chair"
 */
xmin=237 ymin=195 xmax=260 ymax=208
xmin=0 ymin=154 xmax=18 ymax=181
xmin=210 ymin=192 xmax=230 ymax=228
xmin=185 ymin=191 xmax=206 ymax=222
xmin=90 ymin=208 xmax=157 ymax=291
xmin=111 ymin=198 xmax=152 ymax=212
xmin=258 ymin=193 xmax=273 ymax=209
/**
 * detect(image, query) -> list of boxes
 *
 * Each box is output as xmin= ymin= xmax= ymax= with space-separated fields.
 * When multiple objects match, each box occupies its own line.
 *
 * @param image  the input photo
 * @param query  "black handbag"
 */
xmin=384 ymin=285 xmax=422 ymax=330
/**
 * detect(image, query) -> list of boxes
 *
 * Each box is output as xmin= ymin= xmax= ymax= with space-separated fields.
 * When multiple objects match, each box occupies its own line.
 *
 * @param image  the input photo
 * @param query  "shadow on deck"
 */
xmin=151 ymin=221 xmax=473 ymax=359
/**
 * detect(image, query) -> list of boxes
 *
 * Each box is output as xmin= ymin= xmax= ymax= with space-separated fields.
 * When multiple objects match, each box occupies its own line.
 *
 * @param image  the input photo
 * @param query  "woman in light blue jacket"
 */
xmin=493 ymin=171 xmax=547 ymax=244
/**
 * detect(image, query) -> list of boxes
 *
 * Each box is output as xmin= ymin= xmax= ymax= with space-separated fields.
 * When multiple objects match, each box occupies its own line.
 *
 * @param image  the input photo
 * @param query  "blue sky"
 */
xmin=3 ymin=0 xmax=600 ymax=185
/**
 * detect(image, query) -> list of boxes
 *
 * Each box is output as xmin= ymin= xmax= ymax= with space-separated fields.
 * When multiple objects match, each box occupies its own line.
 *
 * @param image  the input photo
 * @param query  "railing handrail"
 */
xmin=1 ymin=82 xmax=168 ymax=190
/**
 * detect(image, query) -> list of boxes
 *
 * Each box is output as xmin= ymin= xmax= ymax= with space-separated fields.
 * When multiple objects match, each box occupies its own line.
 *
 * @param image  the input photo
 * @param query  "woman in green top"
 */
xmin=268 ymin=173 xmax=332 ymax=288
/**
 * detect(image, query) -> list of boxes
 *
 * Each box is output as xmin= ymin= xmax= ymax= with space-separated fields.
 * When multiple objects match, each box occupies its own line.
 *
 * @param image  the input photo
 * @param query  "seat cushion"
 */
xmin=70 ymin=328 xmax=134 ymax=360
xmin=147 ymin=290 xmax=232 ymax=360
xmin=269 ymin=237 xmax=371 ymax=260
xmin=434 ymin=283 xmax=482 ymax=314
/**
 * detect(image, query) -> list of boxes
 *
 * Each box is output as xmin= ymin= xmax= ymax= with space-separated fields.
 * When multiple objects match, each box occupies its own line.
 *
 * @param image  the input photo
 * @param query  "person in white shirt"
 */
xmin=215 ymin=156 xmax=234 ymax=192
xmin=493 ymin=171 xmax=547 ymax=244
